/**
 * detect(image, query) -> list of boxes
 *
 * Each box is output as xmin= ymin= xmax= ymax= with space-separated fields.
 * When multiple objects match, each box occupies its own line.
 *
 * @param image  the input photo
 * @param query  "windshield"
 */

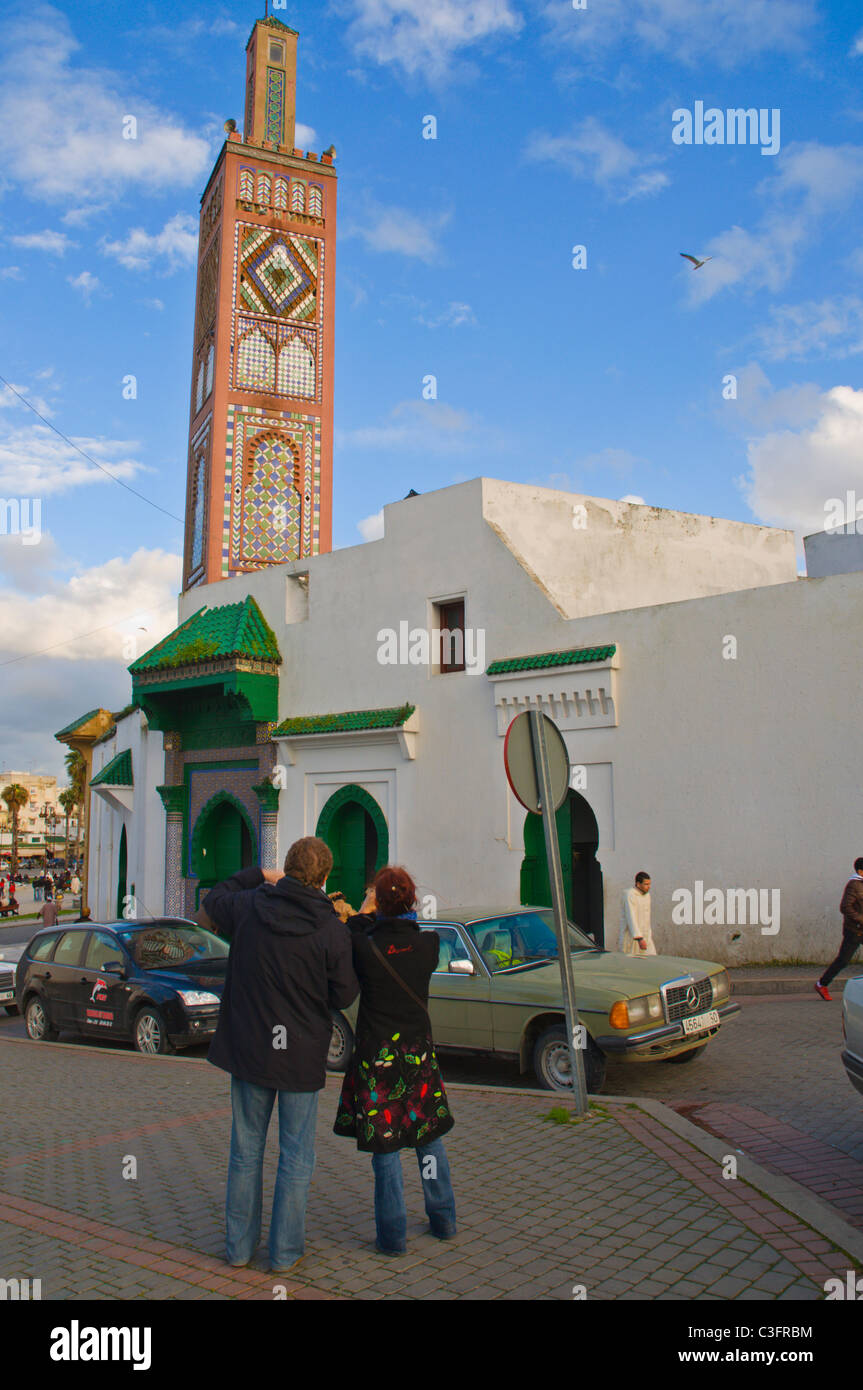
xmin=466 ymin=911 xmax=598 ymax=974
xmin=119 ymin=925 xmax=229 ymax=971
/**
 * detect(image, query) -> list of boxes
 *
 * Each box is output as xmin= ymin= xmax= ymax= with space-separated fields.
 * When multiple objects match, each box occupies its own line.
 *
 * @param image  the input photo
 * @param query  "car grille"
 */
xmin=662 ymin=974 xmax=712 ymax=1022
xmin=0 ymin=969 xmax=14 ymax=991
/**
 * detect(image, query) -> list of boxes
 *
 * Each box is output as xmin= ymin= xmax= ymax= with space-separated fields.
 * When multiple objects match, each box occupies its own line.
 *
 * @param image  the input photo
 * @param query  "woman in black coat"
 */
xmin=334 ymin=865 xmax=456 ymax=1254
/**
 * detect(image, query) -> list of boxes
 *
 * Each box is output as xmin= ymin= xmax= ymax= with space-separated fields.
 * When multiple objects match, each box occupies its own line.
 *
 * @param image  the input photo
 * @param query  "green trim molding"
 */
xmin=157 ymin=785 xmax=187 ymax=817
xmin=275 ymin=704 xmax=415 ymax=737
xmin=486 ymin=645 xmax=616 ymax=676
xmin=252 ymin=779 xmax=281 ymax=813
xmin=90 ymin=750 xmax=133 ymax=789
xmin=190 ymin=790 xmax=258 ymax=882
xmin=315 ymin=784 xmax=389 ymax=872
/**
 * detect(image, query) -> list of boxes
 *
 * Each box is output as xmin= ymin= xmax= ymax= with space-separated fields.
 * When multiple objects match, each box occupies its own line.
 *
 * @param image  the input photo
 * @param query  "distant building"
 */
xmin=0 ymin=771 xmax=81 ymax=863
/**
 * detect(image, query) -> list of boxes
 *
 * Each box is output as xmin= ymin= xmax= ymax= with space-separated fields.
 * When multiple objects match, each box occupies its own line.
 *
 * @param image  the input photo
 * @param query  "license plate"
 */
xmin=0 ymin=990 xmax=14 ymax=1002
xmin=682 ymin=1009 xmax=720 ymax=1035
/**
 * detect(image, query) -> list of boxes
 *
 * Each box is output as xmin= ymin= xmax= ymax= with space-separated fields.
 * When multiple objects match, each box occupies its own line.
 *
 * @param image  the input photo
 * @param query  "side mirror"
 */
xmin=102 ymin=961 xmax=126 ymax=977
xmin=448 ymin=958 xmax=476 ymax=977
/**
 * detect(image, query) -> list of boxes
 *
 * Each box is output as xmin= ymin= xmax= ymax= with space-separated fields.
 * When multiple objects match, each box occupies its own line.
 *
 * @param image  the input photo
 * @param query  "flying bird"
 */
xmin=680 ymin=253 xmax=713 ymax=270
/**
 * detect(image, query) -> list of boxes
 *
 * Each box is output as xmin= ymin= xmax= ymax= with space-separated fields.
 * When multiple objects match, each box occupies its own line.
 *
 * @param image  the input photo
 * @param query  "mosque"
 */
xmin=57 ymin=16 xmax=863 ymax=966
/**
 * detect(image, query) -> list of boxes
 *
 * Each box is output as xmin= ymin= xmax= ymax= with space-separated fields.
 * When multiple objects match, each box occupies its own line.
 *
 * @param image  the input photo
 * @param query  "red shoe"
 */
xmin=815 ymin=982 xmax=833 ymax=1001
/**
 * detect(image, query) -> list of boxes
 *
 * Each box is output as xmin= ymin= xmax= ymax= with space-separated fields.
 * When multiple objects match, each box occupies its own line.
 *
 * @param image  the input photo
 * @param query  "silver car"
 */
xmin=0 ymin=943 xmax=24 ymax=1015
xmin=841 ymin=975 xmax=863 ymax=1096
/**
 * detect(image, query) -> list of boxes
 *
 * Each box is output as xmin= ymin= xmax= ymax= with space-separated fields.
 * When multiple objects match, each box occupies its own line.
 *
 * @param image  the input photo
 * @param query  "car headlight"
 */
xmin=176 ymin=990 xmax=220 ymax=1008
xmin=610 ymin=992 xmax=664 ymax=1028
xmin=711 ymin=970 xmax=731 ymax=1003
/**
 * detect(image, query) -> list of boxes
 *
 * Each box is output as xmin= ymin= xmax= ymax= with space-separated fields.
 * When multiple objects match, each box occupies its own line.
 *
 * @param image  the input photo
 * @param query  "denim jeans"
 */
xmin=371 ymin=1138 xmax=456 ymax=1252
xmin=225 ymin=1077 xmax=319 ymax=1269
xmin=821 ymin=928 xmax=863 ymax=987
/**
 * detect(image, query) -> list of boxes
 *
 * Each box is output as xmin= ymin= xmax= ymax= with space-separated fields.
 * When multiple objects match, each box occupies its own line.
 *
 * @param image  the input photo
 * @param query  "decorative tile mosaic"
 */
xmin=265 ymin=66 xmax=285 ymax=145
xmin=238 ymin=227 xmax=318 ymax=321
xmin=239 ymin=167 xmax=254 ymax=201
xmin=186 ymin=414 xmax=211 ymax=586
xmin=308 ymin=184 xmax=323 ymax=218
xmin=234 ymin=317 xmax=317 ymax=398
xmin=291 ymin=181 xmax=306 ymax=214
xmin=223 ymin=404 xmax=320 ymax=576
xmin=256 ymin=173 xmax=271 ymax=206
xmin=274 ymin=176 xmax=288 ymax=211
xmin=195 ymin=238 xmax=220 ymax=348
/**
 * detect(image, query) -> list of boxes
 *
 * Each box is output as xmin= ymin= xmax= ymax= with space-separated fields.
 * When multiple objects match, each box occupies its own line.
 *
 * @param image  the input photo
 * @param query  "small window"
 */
xmin=29 ymin=931 xmax=60 ymax=962
xmin=425 ymin=926 xmax=472 ymax=974
xmin=436 ymin=598 xmax=465 ymax=673
xmin=269 ymin=40 xmax=285 ymax=64
xmin=85 ymin=930 xmax=126 ymax=971
xmin=53 ymin=931 xmax=85 ymax=967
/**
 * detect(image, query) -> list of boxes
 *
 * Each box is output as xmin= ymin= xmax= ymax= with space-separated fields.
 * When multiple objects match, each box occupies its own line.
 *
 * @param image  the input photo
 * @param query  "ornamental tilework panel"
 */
xmin=223 ymin=404 xmax=320 ymax=576
xmin=265 ymin=66 xmax=285 ymax=145
xmin=238 ymin=226 xmax=318 ymax=321
xmin=195 ymin=238 xmax=220 ymax=348
xmin=234 ymin=316 xmax=317 ymax=399
xmin=186 ymin=414 xmax=212 ymax=586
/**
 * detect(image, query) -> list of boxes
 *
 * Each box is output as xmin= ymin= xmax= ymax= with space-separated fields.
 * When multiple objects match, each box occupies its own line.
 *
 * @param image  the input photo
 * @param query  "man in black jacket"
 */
xmin=204 ymin=836 xmax=358 ymax=1273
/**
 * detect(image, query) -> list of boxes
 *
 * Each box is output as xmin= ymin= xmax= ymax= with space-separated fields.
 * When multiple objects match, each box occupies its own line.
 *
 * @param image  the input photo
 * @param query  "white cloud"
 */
xmin=357 ymin=509 xmax=385 ymax=541
xmin=0 ymin=379 xmax=55 ymax=419
xmin=140 ymin=297 xmax=165 ymax=311
xmin=67 ymin=270 xmax=103 ymax=302
xmin=0 ymin=547 xmax=180 ymax=663
xmin=525 ymin=119 xmax=669 ymax=202
xmin=542 ymin=0 xmax=815 ymax=68
xmin=416 ymin=301 xmax=477 ymax=328
xmin=343 ymin=0 xmax=522 ymax=79
xmin=723 ymin=363 xmax=823 ymax=432
xmin=100 ymin=213 xmax=198 ymax=272
xmin=345 ymin=203 xmax=450 ymax=261
xmin=0 ymin=266 xmax=22 ymax=280
xmin=739 ymin=383 xmax=863 ymax=535
xmin=755 ymin=297 xmax=863 ymax=361
xmin=852 ymin=28 xmax=863 ymax=56
xmin=337 ymin=400 xmax=477 ymax=452
xmin=0 ymin=5 xmax=212 ymax=203
xmin=0 ymin=423 xmax=143 ymax=495
xmin=9 ymin=230 xmax=75 ymax=256
xmin=619 ymin=494 xmax=647 ymax=505
xmin=295 ymin=123 xmax=318 ymax=150
xmin=684 ymin=142 xmax=863 ymax=307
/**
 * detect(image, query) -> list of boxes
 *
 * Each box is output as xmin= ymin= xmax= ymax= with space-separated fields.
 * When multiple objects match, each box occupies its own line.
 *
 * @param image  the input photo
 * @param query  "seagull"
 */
xmin=680 ymin=252 xmax=713 ymax=270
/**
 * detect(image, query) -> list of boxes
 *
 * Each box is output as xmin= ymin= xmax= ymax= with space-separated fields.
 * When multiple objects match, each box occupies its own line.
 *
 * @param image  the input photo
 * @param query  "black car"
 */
xmin=16 ymin=919 xmax=228 ymax=1054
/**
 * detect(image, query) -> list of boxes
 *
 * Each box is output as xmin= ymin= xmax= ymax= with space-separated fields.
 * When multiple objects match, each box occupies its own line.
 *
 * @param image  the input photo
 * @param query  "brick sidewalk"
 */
xmin=2 ymin=1038 xmax=861 ymax=1300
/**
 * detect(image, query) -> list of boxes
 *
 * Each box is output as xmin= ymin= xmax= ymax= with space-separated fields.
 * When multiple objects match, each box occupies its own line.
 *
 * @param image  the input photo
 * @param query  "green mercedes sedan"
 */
xmin=327 ymin=906 xmax=740 ymax=1093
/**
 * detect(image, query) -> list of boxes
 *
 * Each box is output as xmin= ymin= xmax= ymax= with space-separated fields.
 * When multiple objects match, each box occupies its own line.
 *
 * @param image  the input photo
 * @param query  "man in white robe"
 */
xmin=619 ymin=872 xmax=655 ymax=954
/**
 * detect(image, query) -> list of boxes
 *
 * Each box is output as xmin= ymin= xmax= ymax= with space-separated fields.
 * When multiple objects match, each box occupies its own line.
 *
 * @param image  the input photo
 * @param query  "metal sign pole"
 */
xmin=528 ymin=708 xmax=589 ymax=1116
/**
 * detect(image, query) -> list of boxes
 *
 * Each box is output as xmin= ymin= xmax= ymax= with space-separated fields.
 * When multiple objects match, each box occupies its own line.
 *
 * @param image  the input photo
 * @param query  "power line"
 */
xmin=0 ymin=601 xmax=179 ymax=669
xmin=0 ymin=374 xmax=184 ymax=524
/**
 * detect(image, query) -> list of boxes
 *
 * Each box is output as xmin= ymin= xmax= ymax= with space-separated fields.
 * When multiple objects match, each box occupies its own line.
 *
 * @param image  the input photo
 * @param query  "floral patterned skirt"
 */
xmin=334 ymin=1031 xmax=455 ymax=1154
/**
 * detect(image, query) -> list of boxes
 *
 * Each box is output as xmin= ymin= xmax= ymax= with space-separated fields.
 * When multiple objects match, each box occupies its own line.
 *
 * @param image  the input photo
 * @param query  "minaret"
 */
xmin=183 ymin=15 xmax=336 ymax=590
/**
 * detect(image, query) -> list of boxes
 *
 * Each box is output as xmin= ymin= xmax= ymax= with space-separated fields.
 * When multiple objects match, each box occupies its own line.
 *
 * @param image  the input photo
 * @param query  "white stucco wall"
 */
xmin=88 ymin=711 xmax=165 ymax=923
xmin=165 ymin=477 xmax=863 ymax=965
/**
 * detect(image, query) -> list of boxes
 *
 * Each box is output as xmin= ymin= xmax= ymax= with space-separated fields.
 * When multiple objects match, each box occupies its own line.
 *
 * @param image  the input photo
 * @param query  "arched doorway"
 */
xmin=116 ymin=824 xmax=128 ymax=920
xmin=316 ymin=785 xmax=389 ymax=910
xmin=520 ymin=790 xmax=605 ymax=944
xmin=191 ymin=793 xmax=257 ymax=906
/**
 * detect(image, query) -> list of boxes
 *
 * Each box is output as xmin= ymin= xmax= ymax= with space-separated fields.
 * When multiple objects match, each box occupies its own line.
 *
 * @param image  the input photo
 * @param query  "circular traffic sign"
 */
xmin=504 ymin=711 xmax=570 ymax=814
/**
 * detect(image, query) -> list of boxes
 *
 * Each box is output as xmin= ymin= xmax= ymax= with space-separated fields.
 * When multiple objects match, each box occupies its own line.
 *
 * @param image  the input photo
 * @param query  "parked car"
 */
xmin=16 ymin=919 xmax=228 ymax=1054
xmin=0 ymin=943 xmax=24 ymax=1015
xmin=327 ymin=905 xmax=740 ymax=1093
xmin=841 ymin=975 xmax=863 ymax=1097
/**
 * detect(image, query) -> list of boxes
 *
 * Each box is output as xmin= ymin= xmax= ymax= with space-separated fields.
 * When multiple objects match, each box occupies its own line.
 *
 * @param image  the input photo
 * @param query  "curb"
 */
xmin=602 ymin=1095 xmax=863 ymax=1266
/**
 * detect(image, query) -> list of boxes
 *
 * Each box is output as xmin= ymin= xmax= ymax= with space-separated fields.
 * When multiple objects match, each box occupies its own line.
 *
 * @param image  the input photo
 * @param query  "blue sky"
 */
xmin=1 ymin=0 xmax=863 ymax=778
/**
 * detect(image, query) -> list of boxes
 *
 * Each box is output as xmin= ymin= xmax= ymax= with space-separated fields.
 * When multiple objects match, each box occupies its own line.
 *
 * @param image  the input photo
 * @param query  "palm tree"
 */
xmin=64 ymin=750 xmax=86 ymax=869
xmin=59 ymin=787 xmax=77 ymax=864
xmin=1 ymin=784 xmax=30 ymax=876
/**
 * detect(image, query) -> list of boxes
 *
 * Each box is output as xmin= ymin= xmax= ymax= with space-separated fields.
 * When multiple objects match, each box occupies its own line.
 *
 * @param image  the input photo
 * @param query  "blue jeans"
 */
xmin=225 ymin=1077 xmax=318 ymax=1269
xmin=371 ymin=1138 xmax=456 ymax=1252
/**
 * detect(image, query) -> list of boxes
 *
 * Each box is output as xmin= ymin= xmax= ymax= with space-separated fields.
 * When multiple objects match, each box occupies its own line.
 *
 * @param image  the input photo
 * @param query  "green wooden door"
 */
xmin=196 ymin=801 xmax=254 ymax=906
xmin=115 ymin=825 xmax=128 ymax=920
xmin=520 ymin=797 xmax=573 ymax=918
xmin=327 ymin=800 xmax=379 ymax=910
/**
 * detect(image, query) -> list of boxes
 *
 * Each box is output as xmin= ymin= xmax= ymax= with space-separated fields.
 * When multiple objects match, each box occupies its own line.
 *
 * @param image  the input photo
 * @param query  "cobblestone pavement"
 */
xmin=0 ymin=1037 xmax=859 ymax=1301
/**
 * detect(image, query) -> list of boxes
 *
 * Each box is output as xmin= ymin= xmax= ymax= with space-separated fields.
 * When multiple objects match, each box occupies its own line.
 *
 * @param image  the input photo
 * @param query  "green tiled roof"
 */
xmin=274 ymin=704 xmax=415 ymax=737
xmin=486 ymin=645 xmax=616 ymax=676
xmin=90 ymin=750 xmax=133 ymax=788
xmin=55 ymin=709 xmax=101 ymax=739
xmin=130 ymin=597 xmax=281 ymax=674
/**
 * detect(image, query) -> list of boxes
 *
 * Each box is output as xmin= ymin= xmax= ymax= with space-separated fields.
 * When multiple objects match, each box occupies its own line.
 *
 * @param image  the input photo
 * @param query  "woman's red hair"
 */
xmin=373 ymin=866 xmax=417 ymax=917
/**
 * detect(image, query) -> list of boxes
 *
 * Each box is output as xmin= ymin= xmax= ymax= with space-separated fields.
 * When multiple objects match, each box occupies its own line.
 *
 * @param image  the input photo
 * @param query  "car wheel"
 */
xmin=4 ymin=1004 xmax=19 ymax=1016
xmin=327 ymin=1011 xmax=354 ymax=1072
xmin=533 ymin=1024 xmax=607 ymax=1094
xmin=133 ymin=1006 xmax=175 ymax=1055
xmin=664 ymin=1045 xmax=707 ymax=1064
xmin=25 ymin=996 xmax=59 ymax=1042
